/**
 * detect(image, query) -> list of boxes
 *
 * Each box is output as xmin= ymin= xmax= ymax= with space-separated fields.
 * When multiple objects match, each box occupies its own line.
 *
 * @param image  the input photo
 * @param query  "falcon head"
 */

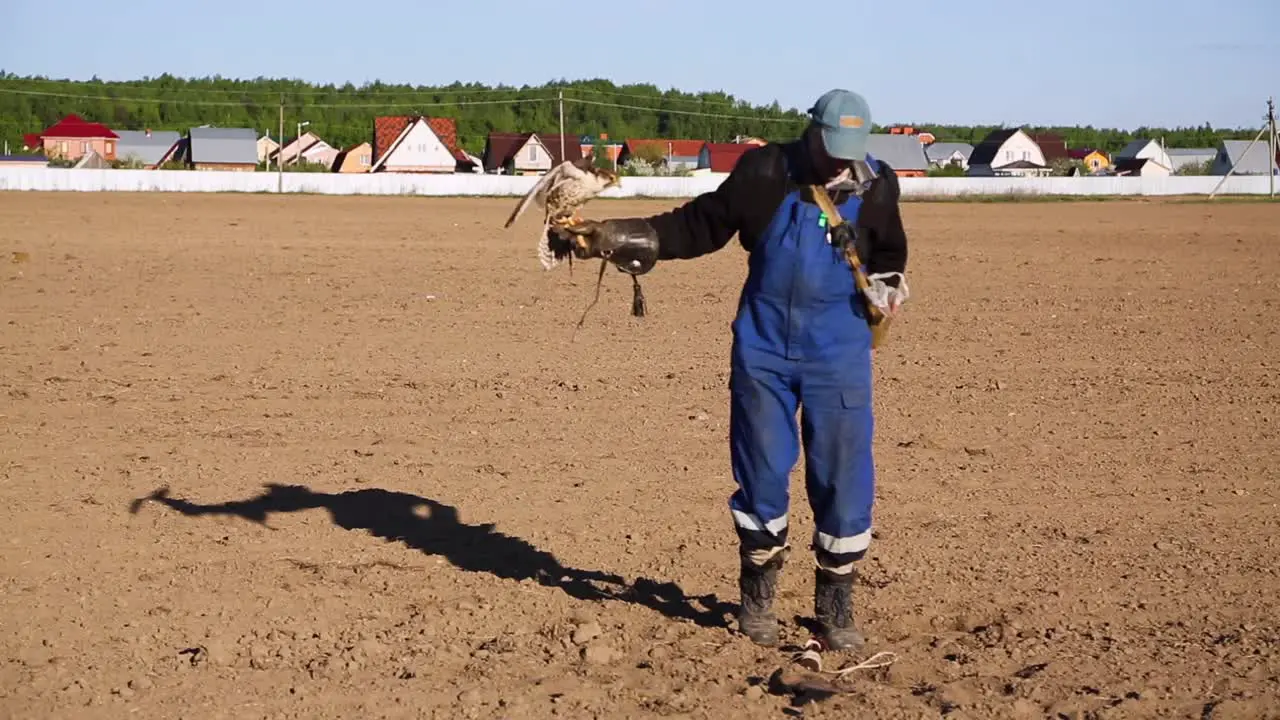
xmin=573 ymin=152 xmax=621 ymax=190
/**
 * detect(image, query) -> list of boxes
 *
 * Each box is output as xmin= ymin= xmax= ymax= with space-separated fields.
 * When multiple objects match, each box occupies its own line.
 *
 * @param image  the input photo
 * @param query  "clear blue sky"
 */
xmin=2 ymin=0 xmax=1277 ymax=130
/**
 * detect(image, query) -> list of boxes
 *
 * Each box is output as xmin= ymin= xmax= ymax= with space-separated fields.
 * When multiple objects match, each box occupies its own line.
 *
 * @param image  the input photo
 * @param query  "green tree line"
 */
xmin=0 ymin=72 xmax=1262 ymax=156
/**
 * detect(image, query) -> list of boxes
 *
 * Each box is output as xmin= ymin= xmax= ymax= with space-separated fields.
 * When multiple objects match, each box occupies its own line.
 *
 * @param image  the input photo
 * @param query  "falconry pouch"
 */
xmin=805 ymin=184 xmax=894 ymax=349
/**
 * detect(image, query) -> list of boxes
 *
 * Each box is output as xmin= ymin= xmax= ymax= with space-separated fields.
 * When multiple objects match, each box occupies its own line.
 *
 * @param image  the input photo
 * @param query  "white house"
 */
xmin=924 ymin=141 xmax=974 ymax=169
xmin=1115 ymin=139 xmax=1173 ymax=173
xmin=371 ymin=117 xmax=459 ymax=173
xmin=966 ymin=129 xmax=1050 ymax=177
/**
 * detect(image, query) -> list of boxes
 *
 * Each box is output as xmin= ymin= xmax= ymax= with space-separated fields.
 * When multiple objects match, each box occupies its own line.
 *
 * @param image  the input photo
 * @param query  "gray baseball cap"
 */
xmin=808 ymin=89 xmax=873 ymax=160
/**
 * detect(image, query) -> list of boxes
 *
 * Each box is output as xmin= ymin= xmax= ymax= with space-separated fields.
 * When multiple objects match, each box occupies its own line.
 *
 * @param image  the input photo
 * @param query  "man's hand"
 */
xmin=558 ymin=218 xmax=660 ymax=276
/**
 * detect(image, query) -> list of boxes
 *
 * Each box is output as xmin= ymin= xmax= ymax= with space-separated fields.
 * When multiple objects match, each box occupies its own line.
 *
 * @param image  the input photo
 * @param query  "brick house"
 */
xmin=26 ymin=114 xmax=119 ymax=161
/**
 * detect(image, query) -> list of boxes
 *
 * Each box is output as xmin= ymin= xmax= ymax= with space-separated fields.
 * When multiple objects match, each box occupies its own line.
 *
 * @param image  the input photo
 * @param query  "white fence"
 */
xmin=0 ymin=167 xmax=1274 ymax=198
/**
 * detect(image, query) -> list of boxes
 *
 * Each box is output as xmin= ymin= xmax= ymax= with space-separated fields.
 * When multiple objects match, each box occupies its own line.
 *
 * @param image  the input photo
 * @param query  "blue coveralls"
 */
xmin=728 ymin=162 xmax=877 ymax=573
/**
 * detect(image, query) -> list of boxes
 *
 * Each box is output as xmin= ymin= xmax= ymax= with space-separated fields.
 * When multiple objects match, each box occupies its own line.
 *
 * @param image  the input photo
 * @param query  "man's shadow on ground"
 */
xmin=130 ymin=483 xmax=734 ymax=629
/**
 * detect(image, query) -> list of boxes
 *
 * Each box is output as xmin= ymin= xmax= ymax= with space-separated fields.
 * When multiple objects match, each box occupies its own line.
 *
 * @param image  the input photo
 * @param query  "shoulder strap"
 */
xmin=806 ymin=185 xmax=885 ymax=329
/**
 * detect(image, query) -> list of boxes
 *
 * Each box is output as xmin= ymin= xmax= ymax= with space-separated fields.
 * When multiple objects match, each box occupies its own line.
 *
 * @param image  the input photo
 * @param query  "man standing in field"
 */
xmin=564 ymin=89 xmax=909 ymax=650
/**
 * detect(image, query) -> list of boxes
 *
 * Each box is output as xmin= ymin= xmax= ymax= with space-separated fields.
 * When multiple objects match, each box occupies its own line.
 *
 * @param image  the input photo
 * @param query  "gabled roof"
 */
xmin=1068 ymin=148 xmax=1105 ymax=160
xmin=22 ymin=133 xmax=41 ymax=149
xmin=967 ymin=129 xmax=1020 ymax=166
xmin=483 ymin=132 xmax=534 ymax=171
xmin=373 ymin=116 xmax=469 ymax=168
xmin=534 ymin=134 xmax=584 ymax=165
xmin=115 ymin=130 xmax=183 ymax=165
xmin=1113 ymin=157 xmax=1157 ymax=174
xmin=1115 ymin=139 xmax=1158 ymax=160
xmin=624 ymin=138 xmax=706 ymax=158
xmin=865 ymin=134 xmax=930 ymax=171
xmin=702 ymin=142 xmax=755 ymax=172
xmin=482 ymin=132 xmax=582 ymax=170
xmin=1000 ymin=159 xmax=1047 ymax=169
xmin=37 ymin=113 xmax=118 ymax=140
xmin=924 ymin=141 xmax=973 ymax=162
xmin=1031 ymin=133 xmax=1069 ymax=161
xmin=188 ymin=127 xmax=258 ymax=164
xmin=1219 ymin=139 xmax=1279 ymax=174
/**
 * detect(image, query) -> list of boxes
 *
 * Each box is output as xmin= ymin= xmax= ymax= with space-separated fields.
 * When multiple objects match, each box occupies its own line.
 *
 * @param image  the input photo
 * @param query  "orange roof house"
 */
xmin=619 ymin=138 xmax=706 ymax=169
xmin=370 ymin=116 xmax=474 ymax=173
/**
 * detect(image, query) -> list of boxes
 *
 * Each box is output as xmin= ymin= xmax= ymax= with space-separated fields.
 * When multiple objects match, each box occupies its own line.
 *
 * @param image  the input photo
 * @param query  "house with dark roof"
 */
xmin=1114 ymin=139 xmax=1172 ymax=174
xmin=965 ymin=128 xmax=1050 ymax=177
xmin=0 ymin=155 xmax=48 ymax=169
xmin=482 ymin=132 xmax=582 ymax=174
xmin=619 ymin=139 xmax=706 ymax=171
xmin=371 ymin=116 xmax=474 ymax=173
xmin=26 ymin=114 xmax=119 ymax=162
xmin=1032 ymin=133 xmax=1069 ymax=163
xmin=865 ymin=134 xmax=931 ymax=176
xmin=115 ymin=129 xmax=183 ymax=168
xmin=1113 ymin=157 xmax=1171 ymax=177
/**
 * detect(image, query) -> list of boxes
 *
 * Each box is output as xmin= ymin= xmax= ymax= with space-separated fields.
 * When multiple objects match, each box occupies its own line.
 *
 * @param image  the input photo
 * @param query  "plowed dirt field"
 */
xmin=2 ymin=193 xmax=1278 ymax=719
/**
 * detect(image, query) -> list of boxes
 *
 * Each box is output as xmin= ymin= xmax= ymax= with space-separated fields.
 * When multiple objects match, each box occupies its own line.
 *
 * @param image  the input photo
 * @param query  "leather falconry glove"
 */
xmin=560 ymin=218 xmax=659 ymax=276
xmin=558 ymin=218 xmax=660 ymax=319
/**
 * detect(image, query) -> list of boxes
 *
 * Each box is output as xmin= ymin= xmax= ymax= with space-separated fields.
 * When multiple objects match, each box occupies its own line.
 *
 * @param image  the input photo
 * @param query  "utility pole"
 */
xmin=1269 ymin=96 xmax=1276 ymax=198
xmin=557 ymin=89 xmax=566 ymax=163
xmin=278 ymin=94 xmax=285 ymax=194
xmin=1209 ymin=97 xmax=1276 ymax=199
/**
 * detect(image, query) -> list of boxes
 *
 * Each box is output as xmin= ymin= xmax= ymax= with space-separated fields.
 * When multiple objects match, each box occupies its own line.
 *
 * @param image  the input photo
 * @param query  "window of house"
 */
xmin=59 ymin=141 xmax=67 ymax=155
xmin=1005 ymin=150 xmax=1012 ymax=161
xmin=82 ymin=141 xmax=90 ymax=154
xmin=529 ymin=145 xmax=537 ymax=161
xmin=361 ymin=154 xmax=370 ymax=166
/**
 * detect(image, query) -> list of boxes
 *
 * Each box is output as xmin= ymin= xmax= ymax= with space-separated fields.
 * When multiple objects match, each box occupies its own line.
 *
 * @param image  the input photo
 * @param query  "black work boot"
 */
xmin=737 ymin=548 xmax=787 ymax=646
xmin=814 ymin=567 xmax=865 ymax=651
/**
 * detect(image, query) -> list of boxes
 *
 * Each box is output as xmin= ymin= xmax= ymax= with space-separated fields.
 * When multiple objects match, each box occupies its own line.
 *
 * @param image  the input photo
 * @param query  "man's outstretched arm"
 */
xmin=564 ymin=145 xmax=776 ymax=270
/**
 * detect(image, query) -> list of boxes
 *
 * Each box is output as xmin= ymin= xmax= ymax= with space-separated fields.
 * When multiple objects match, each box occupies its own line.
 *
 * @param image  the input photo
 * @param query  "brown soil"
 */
xmin=2 ymin=193 xmax=1278 ymax=719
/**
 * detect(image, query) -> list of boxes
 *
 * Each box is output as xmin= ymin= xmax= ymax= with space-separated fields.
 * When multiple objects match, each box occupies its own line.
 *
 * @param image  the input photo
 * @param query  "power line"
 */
xmin=0 ymin=86 xmax=555 ymax=110
xmin=564 ymin=97 xmax=807 ymax=124
xmin=0 ymin=76 xmax=562 ymax=98
xmin=1 ymin=77 xmax=786 ymax=110
xmin=0 ymin=84 xmax=805 ymax=124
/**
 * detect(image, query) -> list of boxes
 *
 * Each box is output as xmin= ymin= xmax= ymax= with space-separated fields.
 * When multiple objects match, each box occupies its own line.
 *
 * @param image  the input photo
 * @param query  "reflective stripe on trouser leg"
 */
xmin=728 ymin=359 xmax=799 ymax=561
xmin=799 ymin=354 xmax=876 ymax=574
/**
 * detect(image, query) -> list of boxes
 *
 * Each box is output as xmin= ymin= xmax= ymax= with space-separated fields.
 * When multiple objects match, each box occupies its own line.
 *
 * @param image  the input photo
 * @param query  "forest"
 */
xmin=0 ymin=72 xmax=1264 ymax=157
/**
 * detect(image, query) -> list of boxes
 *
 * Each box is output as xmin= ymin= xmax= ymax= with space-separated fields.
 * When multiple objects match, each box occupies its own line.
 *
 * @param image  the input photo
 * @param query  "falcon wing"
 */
xmin=504 ymin=162 xmax=575 ymax=229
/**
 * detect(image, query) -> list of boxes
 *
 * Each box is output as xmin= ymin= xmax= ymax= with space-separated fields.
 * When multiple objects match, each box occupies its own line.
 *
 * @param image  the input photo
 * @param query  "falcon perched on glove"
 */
xmin=504 ymin=154 xmax=622 ymax=270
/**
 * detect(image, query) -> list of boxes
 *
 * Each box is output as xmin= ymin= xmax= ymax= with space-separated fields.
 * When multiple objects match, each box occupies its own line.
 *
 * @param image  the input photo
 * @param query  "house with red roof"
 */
xmin=698 ymin=142 xmax=757 ymax=173
xmin=619 ymin=139 xmax=706 ymax=171
xmin=481 ymin=132 xmax=584 ymax=175
xmin=26 ymin=114 xmax=119 ymax=162
xmin=370 ymin=116 xmax=475 ymax=173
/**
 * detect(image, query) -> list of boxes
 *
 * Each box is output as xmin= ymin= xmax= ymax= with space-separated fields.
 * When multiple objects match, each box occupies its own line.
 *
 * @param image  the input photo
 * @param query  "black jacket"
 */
xmin=640 ymin=138 xmax=908 ymax=280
